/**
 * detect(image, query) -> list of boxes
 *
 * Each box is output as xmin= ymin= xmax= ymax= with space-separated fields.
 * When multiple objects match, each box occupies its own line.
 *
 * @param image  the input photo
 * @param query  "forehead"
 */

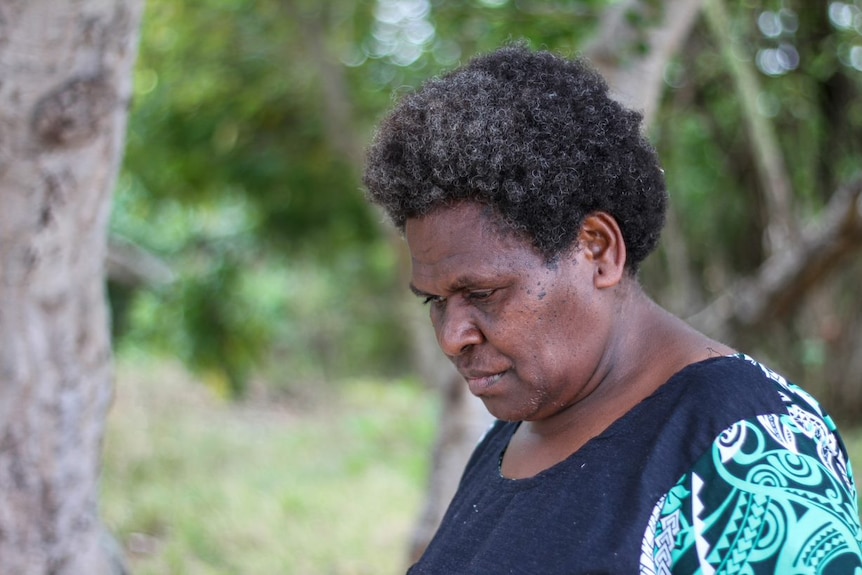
xmin=405 ymin=203 xmax=545 ymax=288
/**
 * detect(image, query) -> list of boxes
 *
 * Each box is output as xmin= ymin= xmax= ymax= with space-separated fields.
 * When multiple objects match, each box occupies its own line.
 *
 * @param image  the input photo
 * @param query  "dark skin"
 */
xmin=406 ymin=202 xmax=734 ymax=479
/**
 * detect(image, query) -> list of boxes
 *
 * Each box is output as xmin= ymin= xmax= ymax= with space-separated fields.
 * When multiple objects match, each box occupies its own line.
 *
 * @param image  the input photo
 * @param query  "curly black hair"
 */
xmin=363 ymin=44 xmax=667 ymax=272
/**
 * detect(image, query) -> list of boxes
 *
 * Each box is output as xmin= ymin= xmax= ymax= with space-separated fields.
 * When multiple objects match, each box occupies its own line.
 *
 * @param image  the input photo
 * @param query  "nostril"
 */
xmin=434 ymin=299 xmax=484 ymax=356
xmin=438 ymin=324 xmax=482 ymax=357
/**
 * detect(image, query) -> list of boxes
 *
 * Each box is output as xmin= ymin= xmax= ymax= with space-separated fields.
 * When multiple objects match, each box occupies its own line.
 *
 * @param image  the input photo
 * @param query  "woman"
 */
xmin=363 ymin=44 xmax=862 ymax=574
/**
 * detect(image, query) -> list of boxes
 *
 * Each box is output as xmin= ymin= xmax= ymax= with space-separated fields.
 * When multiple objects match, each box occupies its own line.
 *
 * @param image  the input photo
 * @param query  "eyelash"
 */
xmin=422 ymin=291 xmax=494 ymax=306
xmin=469 ymin=290 xmax=493 ymax=301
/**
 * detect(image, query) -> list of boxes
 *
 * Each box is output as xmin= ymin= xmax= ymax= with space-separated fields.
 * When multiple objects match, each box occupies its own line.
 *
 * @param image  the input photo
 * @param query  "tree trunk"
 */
xmin=0 ymin=1 xmax=143 ymax=572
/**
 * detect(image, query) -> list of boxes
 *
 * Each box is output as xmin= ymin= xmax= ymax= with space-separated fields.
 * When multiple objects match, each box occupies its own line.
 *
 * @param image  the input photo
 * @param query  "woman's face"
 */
xmin=405 ymin=202 xmax=616 ymax=423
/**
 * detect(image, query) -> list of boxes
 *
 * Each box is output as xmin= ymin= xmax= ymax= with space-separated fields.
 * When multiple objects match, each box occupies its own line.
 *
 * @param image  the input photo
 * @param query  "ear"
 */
xmin=577 ymin=212 xmax=627 ymax=288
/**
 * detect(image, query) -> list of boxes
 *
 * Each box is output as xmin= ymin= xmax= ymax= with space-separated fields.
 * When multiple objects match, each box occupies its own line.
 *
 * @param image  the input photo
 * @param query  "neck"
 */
xmin=501 ymin=280 xmax=734 ymax=479
xmin=529 ymin=282 xmax=732 ymax=441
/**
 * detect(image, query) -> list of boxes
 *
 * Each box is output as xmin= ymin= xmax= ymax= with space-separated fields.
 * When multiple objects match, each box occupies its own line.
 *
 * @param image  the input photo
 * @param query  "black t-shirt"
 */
xmin=408 ymin=355 xmax=862 ymax=574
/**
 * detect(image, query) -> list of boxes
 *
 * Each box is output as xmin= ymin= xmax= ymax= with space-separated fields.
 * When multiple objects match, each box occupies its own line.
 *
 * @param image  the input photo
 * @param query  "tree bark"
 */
xmin=0 ymin=1 xmax=143 ymax=572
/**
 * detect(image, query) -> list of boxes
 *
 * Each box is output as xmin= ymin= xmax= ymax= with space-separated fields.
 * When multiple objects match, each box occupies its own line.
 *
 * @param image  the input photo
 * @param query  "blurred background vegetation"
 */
xmin=101 ymin=0 xmax=862 ymax=572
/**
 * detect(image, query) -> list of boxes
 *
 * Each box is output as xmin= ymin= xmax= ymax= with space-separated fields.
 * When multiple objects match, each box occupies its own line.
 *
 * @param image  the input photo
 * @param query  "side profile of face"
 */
xmin=405 ymin=202 xmax=624 ymax=423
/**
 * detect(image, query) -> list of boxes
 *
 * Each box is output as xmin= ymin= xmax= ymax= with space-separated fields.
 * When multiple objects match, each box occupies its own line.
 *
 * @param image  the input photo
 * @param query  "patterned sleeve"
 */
xmin=640 ymin=362 xmax=862 ymax=574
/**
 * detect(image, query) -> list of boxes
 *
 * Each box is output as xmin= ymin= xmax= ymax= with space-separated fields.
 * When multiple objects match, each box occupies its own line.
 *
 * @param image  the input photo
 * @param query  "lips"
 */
xmin=463 ymin=370 xmax=506 ymax=396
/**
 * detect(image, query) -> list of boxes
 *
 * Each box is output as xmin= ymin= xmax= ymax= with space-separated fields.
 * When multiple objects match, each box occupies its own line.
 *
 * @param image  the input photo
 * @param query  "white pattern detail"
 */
xmin=639 ymin=493 xmax=664 ymax=575
xmin=744 ymin=355 xmax=855 ymax=492
xmin=756 ymin=361 xmax=787 ymax=386
xmin=716 ymin=421 xmax=746 ymax=463
xmin=788 ymin=382 xmax=827 ymax=418
xmin=788 ymin=404 xmax=832 ymax=447
xmin=640 ymin=494 xmax=682 ymax=575
xmin=691 ymin=473 xmax=717 ymax=575
xmin=757 ymin=413 xmax=798 ymax=454
xmin=786 ymin=403 xmax=854 ymax=491
xmin=741 ymin=354 xmax=789 ymax=388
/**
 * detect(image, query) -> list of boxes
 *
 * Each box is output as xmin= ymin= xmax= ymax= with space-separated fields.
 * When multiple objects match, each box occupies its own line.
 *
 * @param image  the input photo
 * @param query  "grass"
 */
xmin=101 ymin=359 xmax=438 ymax=574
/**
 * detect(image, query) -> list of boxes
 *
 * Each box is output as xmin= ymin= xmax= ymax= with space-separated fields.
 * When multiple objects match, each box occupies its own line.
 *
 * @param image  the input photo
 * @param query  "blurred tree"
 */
xmin=114 ymin=0 xmax=408 ymax=394
xmin=0 ymin=0 xmax=143 ymax=572
xmin=648 ymin=0 xmax=862 ymax=410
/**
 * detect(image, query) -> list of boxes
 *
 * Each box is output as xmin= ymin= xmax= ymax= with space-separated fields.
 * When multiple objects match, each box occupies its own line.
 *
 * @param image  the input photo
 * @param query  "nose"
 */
xmin=434 ymin=298 xmax=484 ymax=357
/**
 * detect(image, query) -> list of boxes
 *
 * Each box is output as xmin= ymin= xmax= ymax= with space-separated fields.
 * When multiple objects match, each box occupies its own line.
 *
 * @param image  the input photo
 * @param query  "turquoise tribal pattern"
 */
xmin=640 ymin=356 xmax=862 ymax=574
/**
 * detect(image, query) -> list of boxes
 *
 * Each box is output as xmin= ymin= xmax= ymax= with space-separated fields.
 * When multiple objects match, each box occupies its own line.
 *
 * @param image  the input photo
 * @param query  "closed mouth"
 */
xmin=463 ymin=371 xmax=506 ymax=394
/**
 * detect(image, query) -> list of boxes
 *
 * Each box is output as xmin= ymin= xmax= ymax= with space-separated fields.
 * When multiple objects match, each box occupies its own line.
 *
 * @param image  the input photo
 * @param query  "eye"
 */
xmin=422 ymin=295 xmax=446 ymax=306
xmin=468 ymin=290 xmax=494 ymax=302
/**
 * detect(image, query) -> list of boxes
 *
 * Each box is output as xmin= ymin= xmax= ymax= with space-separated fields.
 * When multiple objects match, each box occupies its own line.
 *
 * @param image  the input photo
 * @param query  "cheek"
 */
xmin=518 ymin=296 xmax=596 ymax=373
xmin=505 ymin=313 xmax=566 ymax=372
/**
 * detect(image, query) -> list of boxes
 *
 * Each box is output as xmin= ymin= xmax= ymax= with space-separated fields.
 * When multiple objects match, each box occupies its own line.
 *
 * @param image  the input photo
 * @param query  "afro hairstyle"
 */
xmin=363 ymin=43 xmax=668 ymax=272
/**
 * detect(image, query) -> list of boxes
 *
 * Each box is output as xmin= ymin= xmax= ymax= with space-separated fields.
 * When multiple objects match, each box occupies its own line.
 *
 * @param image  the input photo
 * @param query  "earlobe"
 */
xmin=578 ymin=213 xmax=627 ymax=288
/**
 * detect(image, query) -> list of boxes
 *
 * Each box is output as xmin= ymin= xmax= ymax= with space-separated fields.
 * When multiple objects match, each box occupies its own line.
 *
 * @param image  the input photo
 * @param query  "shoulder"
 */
xmin=673 ymin=354 xmax=845 ymax=451
xmin=640 ymin=357 xmax=862 ymax=574
xmin=668 ymin=354 xmax=787 ymax=410
xmin=652 ymin=354 xmax=806 ymax=447
xmin=634 ymin=355 xmax=791 ymax=478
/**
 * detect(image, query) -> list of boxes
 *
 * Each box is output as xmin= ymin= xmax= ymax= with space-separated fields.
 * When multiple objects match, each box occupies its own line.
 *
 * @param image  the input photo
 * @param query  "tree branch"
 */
xmin=584 ymin=0 xmax=705 ymax=127
xmin=106 ymin=235 xmax=174 ymax=288
xmin=689 ymin=175 xmax=862 ymax=338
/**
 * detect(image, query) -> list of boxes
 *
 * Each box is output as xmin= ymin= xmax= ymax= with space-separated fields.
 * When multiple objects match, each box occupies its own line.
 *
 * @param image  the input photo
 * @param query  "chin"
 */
xmin=482 ymin=399 xmax=534 ymax=423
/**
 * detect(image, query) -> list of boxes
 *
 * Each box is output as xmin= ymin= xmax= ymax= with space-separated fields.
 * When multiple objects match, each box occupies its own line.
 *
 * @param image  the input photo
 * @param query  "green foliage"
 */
xmin=115 ymin=0 xmax=408 ymax=393
xmin=112 ymin=179 xmax=409 ymax=395
xmin=647 ymin=0 xmax=862 ymax=292
xmin=124 ymin=0 xmax=378 ymax=251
